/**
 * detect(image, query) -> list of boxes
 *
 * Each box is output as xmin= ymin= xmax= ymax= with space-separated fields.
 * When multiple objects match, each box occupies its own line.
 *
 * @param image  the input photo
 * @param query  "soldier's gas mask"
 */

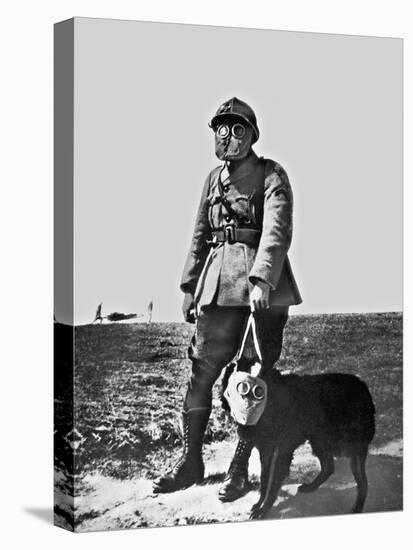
xmin=214 ymin=118 xmax=254 ymax=161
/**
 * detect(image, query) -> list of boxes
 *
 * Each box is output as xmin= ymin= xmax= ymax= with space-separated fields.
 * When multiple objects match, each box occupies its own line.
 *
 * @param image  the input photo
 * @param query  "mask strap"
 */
xmin=234 ymin=313 xmax=263 ymax=369
xmin=250 ymin=314 xmax=263 ymax=362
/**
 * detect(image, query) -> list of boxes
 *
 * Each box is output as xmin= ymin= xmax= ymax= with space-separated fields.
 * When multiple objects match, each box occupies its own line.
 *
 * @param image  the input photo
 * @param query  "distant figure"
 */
xmin=93 ymin=302 xmax=103 ymax=324
xmin=148 ymin=300 xmax=153 ymax=324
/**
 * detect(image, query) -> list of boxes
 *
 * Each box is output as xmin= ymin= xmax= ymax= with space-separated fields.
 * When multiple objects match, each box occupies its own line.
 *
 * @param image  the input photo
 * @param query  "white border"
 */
xmin=1 ymin=1 xmax=410 ymax=549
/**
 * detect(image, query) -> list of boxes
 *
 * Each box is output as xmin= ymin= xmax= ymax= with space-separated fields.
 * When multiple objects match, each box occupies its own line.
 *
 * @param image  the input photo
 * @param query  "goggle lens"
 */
xmin=232 ymin=123 xmax=246 ymax=138
xmin=216 ymin=123 xmax=246 ymax=139
xmin=252 ymin=385 xmax=265 ymax=400
xmin=237 ymin=381 xmax=251 ymax=396
xmin=217 ymin=125 xmax=230 ymax=138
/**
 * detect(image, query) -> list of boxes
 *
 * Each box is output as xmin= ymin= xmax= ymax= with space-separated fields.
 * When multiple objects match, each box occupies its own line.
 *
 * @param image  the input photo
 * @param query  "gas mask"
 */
xmin=223 ymin=314 xmax=268 ymax=426
xmin=214 ymin=120 xmax=254 ymax=161
xmin=224 ymin=367 xmax=268 ymax=426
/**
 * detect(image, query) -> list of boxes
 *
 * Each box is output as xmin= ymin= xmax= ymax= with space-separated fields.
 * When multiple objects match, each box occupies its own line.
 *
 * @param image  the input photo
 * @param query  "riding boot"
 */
xmin=218 ymin=438 xmax=253 ymax=502
xmin=153 ymin=407 xmax=210 ymax=493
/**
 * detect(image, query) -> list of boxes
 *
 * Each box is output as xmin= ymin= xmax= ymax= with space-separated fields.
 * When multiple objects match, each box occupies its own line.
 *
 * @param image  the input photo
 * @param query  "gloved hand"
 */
xmin=182 ymin=292 xmax=196 ymax=324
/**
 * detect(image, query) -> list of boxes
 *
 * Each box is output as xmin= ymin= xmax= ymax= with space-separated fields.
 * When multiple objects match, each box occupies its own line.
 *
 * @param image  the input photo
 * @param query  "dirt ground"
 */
xmin=54 ymin=312 xmax=403 ymax=531
xmin=72 ymin=438 xmax=402 ymax=531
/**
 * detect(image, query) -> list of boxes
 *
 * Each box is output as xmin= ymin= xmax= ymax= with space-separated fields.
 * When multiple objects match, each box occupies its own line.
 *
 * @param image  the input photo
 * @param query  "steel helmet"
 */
xmin=210 ymin=97 xmax=260 ymax=143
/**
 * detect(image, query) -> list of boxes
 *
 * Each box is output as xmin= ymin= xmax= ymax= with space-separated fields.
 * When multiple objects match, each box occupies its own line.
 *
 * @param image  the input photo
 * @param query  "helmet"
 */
xmin=210 ymin=97 xmax=260 ymax=143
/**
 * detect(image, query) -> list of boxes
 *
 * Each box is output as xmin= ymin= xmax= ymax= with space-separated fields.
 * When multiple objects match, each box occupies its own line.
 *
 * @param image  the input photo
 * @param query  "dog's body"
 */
xmin=237 ymin=371 xmax=375 ymax=519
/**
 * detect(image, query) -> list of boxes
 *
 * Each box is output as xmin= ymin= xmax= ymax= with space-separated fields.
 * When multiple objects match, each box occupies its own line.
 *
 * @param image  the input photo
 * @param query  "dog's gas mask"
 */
xmin=224 ymin=367 xmax=267 ymax=426
xmin=224 ymin=314 xmax=268 ymax=426
xmin=214 ymin=119 xmax=254 ymax=161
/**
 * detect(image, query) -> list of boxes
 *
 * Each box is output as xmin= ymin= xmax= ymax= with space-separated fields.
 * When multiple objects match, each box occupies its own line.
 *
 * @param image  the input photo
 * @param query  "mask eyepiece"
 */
xmin=232 ymin=123 xmax=246 ymax=138
xmin=237 ymin=380 xmax=251 ymax=396
xmin=252 ymin=385 xmax=265 ymax=400
xmin=236 ymin=380 xmax=265 ymax=401
xmin=216 ymin=123 xmax=246 ymax=139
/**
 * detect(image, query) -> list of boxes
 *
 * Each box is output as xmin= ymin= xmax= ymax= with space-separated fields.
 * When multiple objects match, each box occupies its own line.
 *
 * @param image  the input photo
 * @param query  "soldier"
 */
xmin=148 ymin=300 xmax=153 ymax=324
xmin=93 ymin=302 xmax=103 ymax=324
xmin=153 ymin=97 xmax=302 ymax=501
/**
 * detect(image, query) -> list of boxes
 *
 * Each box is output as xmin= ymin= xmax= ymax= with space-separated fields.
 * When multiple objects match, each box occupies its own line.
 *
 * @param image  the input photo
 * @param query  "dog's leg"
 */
xmin=298 ymin=442 xmax=334 ymax=493
xmin=250 ymin=449 xmax=293 ymax=520
xmin=350 ymin=447 xmax=368 ymax=513
xmin=251 ymin=444 xmax=273 ymax=514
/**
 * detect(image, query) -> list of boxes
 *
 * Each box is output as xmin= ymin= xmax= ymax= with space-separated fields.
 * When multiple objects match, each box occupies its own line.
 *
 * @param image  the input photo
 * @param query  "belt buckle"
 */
xmin=224 ymin=225 xmax=235 ymax=244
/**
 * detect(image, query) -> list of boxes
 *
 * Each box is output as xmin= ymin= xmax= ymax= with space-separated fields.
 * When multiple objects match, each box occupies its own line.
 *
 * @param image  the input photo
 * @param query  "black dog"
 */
xmin=235 ymin=370 xmax=375 ymax=520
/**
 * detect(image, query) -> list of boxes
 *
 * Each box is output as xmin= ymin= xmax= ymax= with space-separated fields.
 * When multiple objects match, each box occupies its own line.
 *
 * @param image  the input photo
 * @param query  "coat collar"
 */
xmin=220 ymin=150 xmax=261 ymax=185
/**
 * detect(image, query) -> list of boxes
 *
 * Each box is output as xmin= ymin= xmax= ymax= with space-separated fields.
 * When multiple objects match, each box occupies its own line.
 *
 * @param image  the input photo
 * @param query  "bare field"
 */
xmin=54 ymin=312 xmax=402 ymax=531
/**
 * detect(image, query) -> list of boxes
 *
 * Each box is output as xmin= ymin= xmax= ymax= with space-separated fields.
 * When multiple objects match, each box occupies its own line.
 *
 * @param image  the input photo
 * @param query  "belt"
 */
xmin=210 ymin=227 xmax=261 ymax=246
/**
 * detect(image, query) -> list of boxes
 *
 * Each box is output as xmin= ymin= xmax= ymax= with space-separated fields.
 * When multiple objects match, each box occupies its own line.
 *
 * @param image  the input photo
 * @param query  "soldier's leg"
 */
xmin=253 ymin=305 xmax=290 ymax=374
xmin=153 ymin=305 xmax=249 ymax=494
xmin=219 ymin=305 xmax=289 ymax=502
xmin=184 ymin=305 xmax=250 ymax=410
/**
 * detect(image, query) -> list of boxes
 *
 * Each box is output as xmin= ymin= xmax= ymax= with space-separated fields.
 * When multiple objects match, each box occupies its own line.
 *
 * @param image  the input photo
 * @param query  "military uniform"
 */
xmin=182 ymin=153 xmax=300 ymax=308
xmin=181 ymin=151 xmax=301 ymax=409
xmin=153 ymin=97 xmax=301 ymax=498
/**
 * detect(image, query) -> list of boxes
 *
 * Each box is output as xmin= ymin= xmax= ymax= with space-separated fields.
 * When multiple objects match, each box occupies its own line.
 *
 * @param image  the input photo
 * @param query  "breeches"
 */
xmin=184 ymin=305 xmax=289 ymax=411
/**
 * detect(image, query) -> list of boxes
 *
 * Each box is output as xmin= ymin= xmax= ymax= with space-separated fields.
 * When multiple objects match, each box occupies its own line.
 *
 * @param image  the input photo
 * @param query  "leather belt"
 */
xmin=210 ymin=227 xmax=261 ymax=246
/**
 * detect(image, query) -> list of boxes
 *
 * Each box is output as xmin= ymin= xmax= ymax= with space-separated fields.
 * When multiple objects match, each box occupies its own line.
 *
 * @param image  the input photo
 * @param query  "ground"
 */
xmin=54 ymin=312 xmax=403 ymax=531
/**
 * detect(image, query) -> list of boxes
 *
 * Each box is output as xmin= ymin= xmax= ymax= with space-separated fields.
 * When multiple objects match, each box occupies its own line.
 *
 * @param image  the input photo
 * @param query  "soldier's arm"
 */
xmin=249 ymin=161 xmax=293 ymax=290
xmin=180 ymin=174 xmax=212 ymax=295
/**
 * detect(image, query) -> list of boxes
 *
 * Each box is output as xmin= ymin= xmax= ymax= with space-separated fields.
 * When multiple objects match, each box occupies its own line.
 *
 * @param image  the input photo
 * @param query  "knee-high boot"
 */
xmin=153 ymin=407 xmax=210 ymax=493
xmin=218 ymin=437 xmax=254 ymax=502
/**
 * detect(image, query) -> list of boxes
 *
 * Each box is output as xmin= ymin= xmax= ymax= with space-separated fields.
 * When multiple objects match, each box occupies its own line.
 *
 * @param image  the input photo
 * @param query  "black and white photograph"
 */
xmin=53 ymin=17 xmax=403 ymax=533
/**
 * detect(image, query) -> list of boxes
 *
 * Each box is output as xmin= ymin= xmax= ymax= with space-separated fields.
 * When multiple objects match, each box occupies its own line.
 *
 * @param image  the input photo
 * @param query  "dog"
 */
xmin=234 ymin=369 xmax=376 ymax=520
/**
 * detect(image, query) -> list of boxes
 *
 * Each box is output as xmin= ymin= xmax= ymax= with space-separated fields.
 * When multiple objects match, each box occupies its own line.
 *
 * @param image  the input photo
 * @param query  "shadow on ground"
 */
xmin=24 ymin=507 xmax=53 ymax=525
xmin=266 ymin=454 xmax=402 ymax=519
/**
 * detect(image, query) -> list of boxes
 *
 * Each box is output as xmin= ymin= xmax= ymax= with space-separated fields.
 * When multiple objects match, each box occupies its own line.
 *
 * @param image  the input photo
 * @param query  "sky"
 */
xmin=68 ymin=18 xmax=402 ymax=325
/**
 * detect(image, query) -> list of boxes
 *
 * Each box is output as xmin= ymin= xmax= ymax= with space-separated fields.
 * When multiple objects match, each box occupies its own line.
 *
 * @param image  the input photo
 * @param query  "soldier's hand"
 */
xmin=182 ymin=292 xmax=196 ymax=323
xmin=250 ymin=280 xmax=270 ymax=312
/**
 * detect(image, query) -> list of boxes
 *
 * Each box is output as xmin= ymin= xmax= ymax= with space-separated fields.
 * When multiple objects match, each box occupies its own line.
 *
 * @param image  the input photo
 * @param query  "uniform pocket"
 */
xmin=231 ymin=192 xmax=256 ymax=225
xmin=231 ymin=195 xmax=250 ymax=224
